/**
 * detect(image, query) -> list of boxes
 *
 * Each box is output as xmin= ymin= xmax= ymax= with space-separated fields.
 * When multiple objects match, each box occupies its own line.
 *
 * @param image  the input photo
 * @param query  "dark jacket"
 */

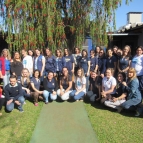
xmin=4 ymin=83 xmax=23 ymax=101
xmin=43 ymin=77 xmax=58 ymax=93
xmin=98 ymin=56 xmax=106 ymax=74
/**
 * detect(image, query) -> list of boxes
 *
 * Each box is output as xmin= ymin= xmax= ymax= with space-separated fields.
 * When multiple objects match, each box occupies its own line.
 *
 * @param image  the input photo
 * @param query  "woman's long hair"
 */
xmin=55 ymin=49 xmax=63 ymax=58
xmin=1 ymin=48 xmax=11 ymax=60
xmin=128 ymin=68 xmax=137 ymax=81
xmin=21 ymin=68 xmax=30 ymax=86
xmin=75 ymin=68 xmax=85 ymax=84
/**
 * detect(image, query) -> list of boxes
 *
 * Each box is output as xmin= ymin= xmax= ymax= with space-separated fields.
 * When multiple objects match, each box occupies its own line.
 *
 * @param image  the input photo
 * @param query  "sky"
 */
xmin=115 ymin=0 xmax=143 ymax=30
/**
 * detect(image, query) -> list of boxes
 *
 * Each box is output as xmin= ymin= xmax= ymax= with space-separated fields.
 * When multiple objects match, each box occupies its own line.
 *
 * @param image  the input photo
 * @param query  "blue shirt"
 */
xmin=106 ymin=56 xmax=117 ymax=69
xmin=5 ymin=59 xmax=10 ymax=71
xmin=90 ymin=56 xmax=98 ymax=71
xmin=60 ymin=75 xmax=72 ymax=90
xmin=30 ymin=77 xmax=41 ymax=91
xmin=119 ymin=56 xmax=132 ymax=70
xmin=79 ymin=57 xmax=90 ymax=74
xmin=47 ymin=78 xmax=56 ymax=92
xmin=64 ymin=55 xmax=74 ymax=73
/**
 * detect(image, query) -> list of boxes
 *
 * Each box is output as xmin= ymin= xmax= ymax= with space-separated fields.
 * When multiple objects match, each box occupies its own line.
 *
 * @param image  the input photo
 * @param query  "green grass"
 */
xmin=0 ymin=101 xmax=43 ymax=143
xmin=84 ymin=102 xmax=143 ymax=143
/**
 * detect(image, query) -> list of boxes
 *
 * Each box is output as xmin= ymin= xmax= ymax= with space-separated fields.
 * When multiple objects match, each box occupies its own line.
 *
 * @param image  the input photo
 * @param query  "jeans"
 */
xmin=85 ymin=75 xmax=89 ymax=91
xmin=69 ymin=90 xmax=85 ymax=100
xmin=43 ymin=90 xmax=57 ymax=103
xmin=3 ymin=71 xmax=10 ymax=88
xmin=86 ymin=91 xmax=97 ymax=102
xmin=121 ymin=98 xmax=141 ymax=109
xmin=57 ymin=89 xmax=73 ymax=100
xmin=6 ymin=96 xmax=25 ymax=112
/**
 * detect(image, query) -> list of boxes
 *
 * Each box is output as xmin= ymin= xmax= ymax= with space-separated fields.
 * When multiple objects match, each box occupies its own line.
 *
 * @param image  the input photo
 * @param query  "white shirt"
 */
xmin=131 ymin=55 xmax=143 ymax=76
xmin=75 ymin=76 xmax=86 ymax=93
xmin=102 ymin=76 xmax=116 ymax=94
xmin=23 ymin=55 xmax=33 ymax=73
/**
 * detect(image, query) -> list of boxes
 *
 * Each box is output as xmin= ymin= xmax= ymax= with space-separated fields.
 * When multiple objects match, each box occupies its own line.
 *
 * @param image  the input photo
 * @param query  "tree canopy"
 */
xmin=0 ymin=0 xmax=131 ymax=52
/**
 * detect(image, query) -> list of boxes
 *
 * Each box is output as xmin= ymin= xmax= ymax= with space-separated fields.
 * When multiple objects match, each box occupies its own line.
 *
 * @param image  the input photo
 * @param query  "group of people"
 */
xmin=0 ymin=45 xmax=143 ymax=117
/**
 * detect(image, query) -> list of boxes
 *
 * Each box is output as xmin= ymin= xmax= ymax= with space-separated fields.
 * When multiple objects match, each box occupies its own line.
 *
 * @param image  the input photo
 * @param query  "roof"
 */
xmin=127 ymin=12 xmax=143 ymax=14
xmin=117 ymin=22 xmax=143 ymax=33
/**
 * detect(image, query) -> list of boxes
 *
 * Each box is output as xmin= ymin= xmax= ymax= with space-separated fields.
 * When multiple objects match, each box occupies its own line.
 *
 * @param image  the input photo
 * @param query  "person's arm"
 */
xmin=100 ymin=58 xmax=106 ymax=78
xmin=71 ymin=55 xmax=75 ymax=73
xmin=29 ymin=56 xmax=33 ymax=75
xmin=113 ymin=93 xmax=127 ymax=102
xmin=4 ymin=86 xmax=11 ymax=101
xmin=123 ymin=60 xmax=131 ymax=72
xmin=87 ymin=60 xmax=90 ymax=76
xmin=117 ymin=60 xmax=121 ymax=72
xmin=30 ymin=82 xmax=43 ymax=94
xmin=54 ymin=78 xmax=58 ymax=91
xmin=10 ymin=62 xmax=16 ymax=75
xmin=53 ymin=56 xmax=57 ymax=74
xmin=65 ymin=81 xmax=72 ymax=93
xmin=41 ymin=56 xmax=45 ymax=76
xmin=94 ymin=57 xmax=98 ymax=71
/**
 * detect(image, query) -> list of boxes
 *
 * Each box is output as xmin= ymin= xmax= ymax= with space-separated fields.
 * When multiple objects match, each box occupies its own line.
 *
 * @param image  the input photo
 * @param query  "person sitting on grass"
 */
xmin=57 ymin=67 xmax=73 ymax=101
xmin=117 ymin=68 xmax=142 ymax=114
xmin=69 ymin=68 xmax=86 ymax=101
xmin=30 ymin=70 xmax=43 ymax=106
xmin=86 ymin=70 xmax=102 ymax=102
xmin=18 ymin=68 xmax=31 ymax=99
xmin=4 ymin=75 xmax=25 ymax=112
xmin=104 ymin=72 xmax=127 ymax=110
xmin=43 ymin=72 xmax=58 ymax=104
xmin=101 ymin=68 xmax=117 ymax=104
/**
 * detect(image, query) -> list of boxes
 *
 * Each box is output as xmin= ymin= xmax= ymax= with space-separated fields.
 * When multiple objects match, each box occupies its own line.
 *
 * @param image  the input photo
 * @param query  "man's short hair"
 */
xmin=9 ymin=75 xmax=17 ymax=80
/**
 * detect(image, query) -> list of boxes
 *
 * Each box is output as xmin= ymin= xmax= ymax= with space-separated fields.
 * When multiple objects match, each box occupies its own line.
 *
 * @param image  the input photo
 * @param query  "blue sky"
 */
xmin=116 ymin=0 xmax=143 ymax=30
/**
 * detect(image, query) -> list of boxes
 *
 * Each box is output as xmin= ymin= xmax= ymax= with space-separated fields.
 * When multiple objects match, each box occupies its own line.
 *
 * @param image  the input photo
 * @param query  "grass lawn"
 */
xmin=84 ymin=102 xmax=143 ymax=143
xmin=0 ymin=100 xmax=43 ymax=143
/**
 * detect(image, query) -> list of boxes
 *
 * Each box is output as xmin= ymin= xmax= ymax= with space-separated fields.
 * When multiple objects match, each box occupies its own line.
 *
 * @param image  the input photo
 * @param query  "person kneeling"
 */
xmin=4 ymin=75 xmax=25 ymax=112
xmin=43 ymin=72 xmax=58 ymax=104
xmin=57 ymin=67 xmax=73 ymax=101
xmin=70 ymin=68 xmax=86 ymax=101
xmin=104 ymin=72 xmax=127 ymax=110
xmin=86 ymin=71 xmax=102 ymax=102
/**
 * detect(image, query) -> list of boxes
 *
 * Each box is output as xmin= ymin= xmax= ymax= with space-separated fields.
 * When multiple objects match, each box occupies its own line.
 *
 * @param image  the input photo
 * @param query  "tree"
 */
xmin=0 ymin=0 xmax=131 ymax=52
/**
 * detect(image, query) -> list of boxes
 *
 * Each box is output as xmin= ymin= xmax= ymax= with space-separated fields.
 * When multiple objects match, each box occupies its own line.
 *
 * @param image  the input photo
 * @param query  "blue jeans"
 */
xmin=69 ymin=90 xmax=85 ymax=100
xmin=3 ymin=71 xmax=10 ymax=88
xmin=85 ymin=76 xmax=89 ymax=91
xmin=6 ymin=96 xmax=25 ymax=112
xmin=121 ymin=98 xmax=141 ymax=109
xmin=43 ymin=90 xmax=57 ymax=103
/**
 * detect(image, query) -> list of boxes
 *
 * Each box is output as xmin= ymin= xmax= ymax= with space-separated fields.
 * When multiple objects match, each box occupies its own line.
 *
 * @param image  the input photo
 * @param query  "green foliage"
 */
xmin=0 ymin=0 xmax=131 ymax=51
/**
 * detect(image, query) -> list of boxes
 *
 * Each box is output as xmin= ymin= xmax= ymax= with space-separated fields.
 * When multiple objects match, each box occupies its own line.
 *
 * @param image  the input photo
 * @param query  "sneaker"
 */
xmin=19 ymin=108 xmax=24 ymax=113
xmin=76 ymin=100 xmax=79 ymax=102
xmin=34 ymin=103 xmax=38 ymax=106
xmin=135 ymin=111 xmax=140 ymax=117
xmin=45 ymin=102 xmax=48 ymax=104
xmin=0 ymin=112 xmax=2 ymax=116
xmin=80 ymin=97 xmax=83 ymax=102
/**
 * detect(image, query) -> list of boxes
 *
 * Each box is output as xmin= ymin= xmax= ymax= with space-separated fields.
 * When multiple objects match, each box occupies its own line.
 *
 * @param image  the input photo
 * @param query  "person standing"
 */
xmin=1 ymin=49 xmax=11 ymax=87
xmin=10 ymin=52 xmax=23 ymax=80
xmin=45 ymin=48 xmax=56 ymax=76
xmin=21 ymin=49 xmax=33 ymax=77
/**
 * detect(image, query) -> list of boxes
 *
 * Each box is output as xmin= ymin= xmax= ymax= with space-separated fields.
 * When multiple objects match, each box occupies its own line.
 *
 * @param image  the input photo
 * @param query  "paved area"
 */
xmin=30 ymin=101 xmax=98 ymax=143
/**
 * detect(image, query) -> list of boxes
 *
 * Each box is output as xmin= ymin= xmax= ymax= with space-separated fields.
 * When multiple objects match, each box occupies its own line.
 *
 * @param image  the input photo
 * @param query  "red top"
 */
xmin=0 ymin=57 xmax=5 ymax=76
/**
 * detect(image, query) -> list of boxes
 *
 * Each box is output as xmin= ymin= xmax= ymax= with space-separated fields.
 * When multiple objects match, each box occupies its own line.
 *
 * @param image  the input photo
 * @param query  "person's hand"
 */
xmin=60 ymin=91 xmax=64 ymax=96
xmin=39 ymin=91 xmax=43 ymax=94
xmin=101 ymin=91 xmax=106 ymax=97
xmin=7 ymin=99 xmax=13 ymax=105
xmin=71 ymin=69 xmax=74 ymax=74
xmin=53 ymin=91 xmax=57 ymax=95
xmin=122 ymin=82 xmax=127 ymax=86
xmin=75 ymin=92 xmax=79 ymax=95
xmin=113 ymin=97 xmax=118 ymax=102
xmin=13 ymin=73 xmax=16 ymax=75
xmin=86 ymin=72 xmax=89 ymax=76
xmin=15 ymin=100 xmax=21 ymax=105
xmin=54 ymin=73 xmax=56 ymax=77
xmin=26 ymin=89 xmax=30 ymax=94
xmin=100 ymin=74 xmax=104 ymax=78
